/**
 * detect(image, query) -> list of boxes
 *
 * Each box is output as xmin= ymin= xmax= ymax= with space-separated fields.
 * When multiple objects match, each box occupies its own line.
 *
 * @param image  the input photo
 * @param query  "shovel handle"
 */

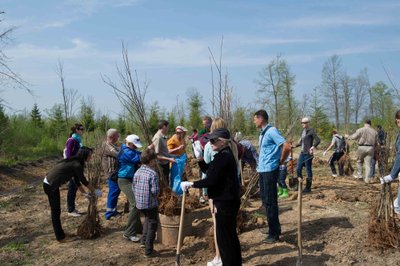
xmin=176 ymin=192 xmax=186 ymax=265
xmin=297 ymin=177 xmax=303 ymax=265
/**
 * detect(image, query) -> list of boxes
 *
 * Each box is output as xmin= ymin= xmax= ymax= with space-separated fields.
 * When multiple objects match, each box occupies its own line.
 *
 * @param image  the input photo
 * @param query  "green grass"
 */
xmin=2 ymin=241 xmax=26 ymax=252
xmin=0 ymin=200 xmax=11 ymax=209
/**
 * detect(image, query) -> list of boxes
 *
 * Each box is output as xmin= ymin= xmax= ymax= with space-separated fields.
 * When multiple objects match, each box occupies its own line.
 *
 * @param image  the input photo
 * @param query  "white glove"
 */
xmin=180 ymin=181 xmax=193 ymax=192
xmin=279 ymin=165 xmax=287 ymax=171
xmin=323 ymin=151 xmax=327 ymax=157
xmin=193 ymin=140 xmax=203 ymax=159
xmin=95 ymin=189 xmax=102 ymax=197
xmin=83 ymin=192 xmax=93 ymax=199
xmin=380 ymin=175 xmax=394 ymax=184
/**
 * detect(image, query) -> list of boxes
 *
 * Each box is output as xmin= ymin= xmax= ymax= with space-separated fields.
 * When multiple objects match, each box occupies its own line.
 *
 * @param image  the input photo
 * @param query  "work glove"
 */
xmin=380 ymin=175 xmax=394 ymax=184
xmin=95 ymin=189 xmax=102 ymax=197
xmin=323 ymin=151 xmax=327 ymax=157
xmin=180 ymin=181 xmax=193 ymax=192
xmin=83 ymin=192 xmax=93 ymax=199
xmin=192 ymin=140 xmax=203 ymax=159
xmin=279 ymin=165 xmax=287 ymax=171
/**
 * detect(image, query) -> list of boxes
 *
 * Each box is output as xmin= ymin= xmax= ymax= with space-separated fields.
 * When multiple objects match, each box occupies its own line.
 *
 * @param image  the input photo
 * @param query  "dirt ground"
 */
xmin=1 ymin=155 xmax=400 ymax=266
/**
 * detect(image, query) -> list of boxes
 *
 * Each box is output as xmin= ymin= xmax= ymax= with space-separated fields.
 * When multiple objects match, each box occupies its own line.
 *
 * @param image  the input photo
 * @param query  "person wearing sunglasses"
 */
xmin=180 ymin=128 xmax=242 ymax=266
xmin=64 ymin=123 xmax=85 ymax=217
xmin=293 ymin=117 xmax=320 ymax=193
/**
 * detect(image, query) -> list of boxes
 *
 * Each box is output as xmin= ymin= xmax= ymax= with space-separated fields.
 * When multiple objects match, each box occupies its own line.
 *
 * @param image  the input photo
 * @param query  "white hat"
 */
xmin=126 ymin=134 xmax=142 ymax=148
xmin=301 ymin=117 xmax=310 ymax=123
xmin=175 ymin=126 xmax=188 ymax=132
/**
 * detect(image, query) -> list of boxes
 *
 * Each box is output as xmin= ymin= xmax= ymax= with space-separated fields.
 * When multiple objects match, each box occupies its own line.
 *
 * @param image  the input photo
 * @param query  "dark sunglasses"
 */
xmin=210 ymin=138 xmax=220 ymax=144
xmin=301 ymin=122 xmax=309 ymax=124
xmin=78 ymin=127 xmax=85 ymax=131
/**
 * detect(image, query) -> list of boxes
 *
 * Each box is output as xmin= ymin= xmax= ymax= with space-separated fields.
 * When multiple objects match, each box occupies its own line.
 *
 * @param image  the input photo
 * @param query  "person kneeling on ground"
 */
xmin=43 ymin=147 xmax=100 ymax=242
xmin=132 ymin=148 xmax=159 ymax=257
xmin=181 ymin=128 xmax=242 ymax=266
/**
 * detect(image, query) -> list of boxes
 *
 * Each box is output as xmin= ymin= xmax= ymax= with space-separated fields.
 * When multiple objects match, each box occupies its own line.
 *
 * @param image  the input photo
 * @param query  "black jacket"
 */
xmin=45 ymin=160 xmax=89 ymax=189
xmin=296 ymin=128 xmax=320 ymax=154
xmin=194 ymin=147 xmax=240 ymax=202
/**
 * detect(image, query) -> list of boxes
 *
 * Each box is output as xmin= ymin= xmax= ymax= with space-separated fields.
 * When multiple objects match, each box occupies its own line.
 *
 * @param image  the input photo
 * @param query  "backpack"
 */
xmin=336 ymin=136 xmax=347 ymax=153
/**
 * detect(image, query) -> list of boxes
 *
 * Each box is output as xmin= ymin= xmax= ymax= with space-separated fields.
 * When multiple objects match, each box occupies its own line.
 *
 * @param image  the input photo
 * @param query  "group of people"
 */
xmin=42 ymin=108 xmax=400 ymax=265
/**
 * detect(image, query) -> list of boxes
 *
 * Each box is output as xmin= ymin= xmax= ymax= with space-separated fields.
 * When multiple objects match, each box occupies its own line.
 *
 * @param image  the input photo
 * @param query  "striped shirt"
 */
xmin=132 ymin=165 xmax=159 ymax=210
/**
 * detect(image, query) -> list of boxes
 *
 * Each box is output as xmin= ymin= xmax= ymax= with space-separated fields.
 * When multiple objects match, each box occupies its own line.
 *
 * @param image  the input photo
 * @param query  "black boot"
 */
xmin=303 ymin=179 xmax=312 ymax=193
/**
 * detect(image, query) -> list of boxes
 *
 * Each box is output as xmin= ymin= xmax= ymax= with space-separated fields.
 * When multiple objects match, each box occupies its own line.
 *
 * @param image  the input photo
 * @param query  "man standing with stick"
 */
xmin=254 ymin=109 xmax=290 ymax=243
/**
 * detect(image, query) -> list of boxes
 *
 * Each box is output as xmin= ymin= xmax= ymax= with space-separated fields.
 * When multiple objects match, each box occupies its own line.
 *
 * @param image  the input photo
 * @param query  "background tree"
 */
xmin=257 ymin=55 xmax=285 ymax=128
xmin=0 ymin=103 xmax=9 ymax=146
xmin=102 ymin=43 xmax=152 ymax=143
xmin=232 ymin=106 xmax=248 ymax=135
xmin=30 ymin=103 xmax=43 ymax=127
xmin=310 ymin=87 xmax=332 ymax=140
xmin=80 ymin=97 xmax=96 ymax=132
xmin=117 ymin=115 xmax=127 ymax=136
xmin=0 ymin=11 xmax=30 ymax=102
xmin=340 ymin=74 xmax=353 ymax=132
xmin=148 ymin=102 xmax=160 ymax=134
xmin=47 ymin=104 xmax=66 ymax=140
xmin=370 ymin=81 xmax=394 ymax=122
xmin=352 ymin=69 xmax=369 ymax=125
xmin=321 ymin=54 xmax=343 ymax=130
xmin=56 ymin=60 xmax=80 ymax=126
xmin=96 ymin=114 xmax=111 ymax=133
xmin=187 ymin=89 xmax=203 ymax=131
xmin=167 ymin=111 xmax=177 ymax=135
xmin=209 ymin=37 xmax=234 ymax=129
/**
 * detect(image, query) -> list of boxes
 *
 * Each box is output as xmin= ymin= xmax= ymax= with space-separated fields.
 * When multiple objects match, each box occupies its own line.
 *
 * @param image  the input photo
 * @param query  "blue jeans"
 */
xmin=260 ymin=169 xmax=281 ymax=239
xmin=105 ymin=177 xmax=121 ymax=219
xmin=297 ymin=153 xmax=313 ymax=180
xmin=67 ymin=180 xmax=78 ymax=213
xmin=278 ymin=168 xmax=287 ymax=189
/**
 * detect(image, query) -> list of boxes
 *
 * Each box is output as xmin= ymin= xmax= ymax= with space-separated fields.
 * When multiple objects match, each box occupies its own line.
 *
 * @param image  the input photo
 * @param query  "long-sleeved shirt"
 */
xmin=117 ymin=144 xmax=141 ymax=179
xmin=101 ymin=141 xmax=119 ymax=175
xmin=390 ymin=133 xmax=400 ymax=179
xmin=45 ymin=160 xmax=89 ymax=189
xmin=132 ymin=165 xmax=159 ymax=210
xmin=296 ymin=128 xmax=320 ymax=154
xmin=65 ymin=137 xmax=80 ymax=159
xmin=348 ymin=124 xmax=377 ymax=146
xmin=257 ymin=125 xmax=285 ymax=173
xmin=193 ymin=147 xmax=239 ymax=202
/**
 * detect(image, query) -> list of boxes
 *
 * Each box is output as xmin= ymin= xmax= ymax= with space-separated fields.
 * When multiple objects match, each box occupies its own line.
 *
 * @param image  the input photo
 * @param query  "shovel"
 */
xmin=288 ymin=143 xmax=298 ymax=190
xmin=297 ymin=177 xmax=303 ymax=266
xmin=175 ymin=191 xmax=186 ymax=266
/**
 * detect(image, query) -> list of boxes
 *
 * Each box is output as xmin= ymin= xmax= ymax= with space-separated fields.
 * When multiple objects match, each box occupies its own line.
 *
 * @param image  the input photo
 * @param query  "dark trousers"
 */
xmin=140 ymin=207 xmax=158 ymax=255
xmin=215 ymin=200 xmax=242 ymax=266
xmin=67 ymin=180 xmax=78 ymax=212
xmin=328 ymin=152 xmax=344 ymax=175
xmin=43 ymin=183 xmax=65 ymax=240
xmin=297 ymin=153 xmax=313 ymax=180
xmin=105 ymin=177 xmax=121 ymax=219
xmin=278 ymin=168 xmax=288 ymax=189
xmin=260 ymin=169 xmax=281 ymax=239
xmin=159 ymin=163 xmax=170 ymax=185
xmin=259 ymin=174 xmax=266 ymax=207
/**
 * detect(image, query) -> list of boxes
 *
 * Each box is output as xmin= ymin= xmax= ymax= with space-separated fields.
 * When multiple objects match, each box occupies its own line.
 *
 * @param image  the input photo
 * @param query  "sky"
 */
xmin=1 ymin=0 xmax=400 ymax=118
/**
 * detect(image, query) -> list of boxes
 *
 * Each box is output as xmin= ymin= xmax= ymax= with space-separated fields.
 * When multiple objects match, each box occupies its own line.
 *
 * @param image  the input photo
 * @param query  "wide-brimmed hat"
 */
xmin=175 ymin=126 xmax=188 ymax=133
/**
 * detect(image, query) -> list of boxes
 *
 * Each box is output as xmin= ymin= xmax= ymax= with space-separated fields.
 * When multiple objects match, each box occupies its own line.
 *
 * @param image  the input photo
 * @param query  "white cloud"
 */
xmin=280 ymin=16 xmax=390 ymax=28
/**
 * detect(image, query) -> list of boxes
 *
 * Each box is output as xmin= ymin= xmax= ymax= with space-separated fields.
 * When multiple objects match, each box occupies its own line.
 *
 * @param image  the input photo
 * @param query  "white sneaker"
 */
xmin=123 ymin=234 xmax=140 ymax=242
xmin=207 ymin=257 xmax=222 ymax=266
xmin=332 ymin=174 xmax=338 ymax=178
xmin=353 ymin=174 xmax=361 ymax=179
xmin=393 ymin=200 xmax=400 ymax=214
xmin=67 ymin=210 xmax=81 ymax=217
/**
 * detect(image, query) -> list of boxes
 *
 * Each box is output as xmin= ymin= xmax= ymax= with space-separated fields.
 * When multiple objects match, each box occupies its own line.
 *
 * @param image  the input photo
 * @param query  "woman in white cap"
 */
xmin=118 ymin=134 xmax=143 ymax=242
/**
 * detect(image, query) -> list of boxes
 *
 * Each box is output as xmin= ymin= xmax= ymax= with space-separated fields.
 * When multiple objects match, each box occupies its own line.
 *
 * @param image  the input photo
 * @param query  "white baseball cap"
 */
xmin=175 ymin=126 xmax=188 ymax=133
xmin=126 ymin=134 xmax=143 ymax=148
xmin=301 ymin=117 xmax=310 ymax=123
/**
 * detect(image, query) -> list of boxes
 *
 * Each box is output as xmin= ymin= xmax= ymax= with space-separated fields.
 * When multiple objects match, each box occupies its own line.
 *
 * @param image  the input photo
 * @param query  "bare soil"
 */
xmin=1 ymin=155 xmax=400 ymax=266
